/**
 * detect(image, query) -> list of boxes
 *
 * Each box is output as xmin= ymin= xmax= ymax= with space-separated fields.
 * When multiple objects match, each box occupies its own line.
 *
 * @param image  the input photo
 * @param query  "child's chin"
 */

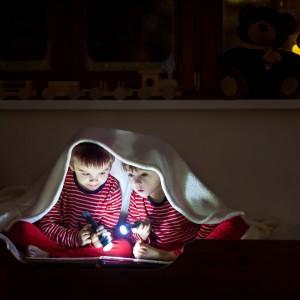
xmin=136 ymin=191 xmax=148 ymax=198
xmin=85 ymin=185 xmax=100 ymax=191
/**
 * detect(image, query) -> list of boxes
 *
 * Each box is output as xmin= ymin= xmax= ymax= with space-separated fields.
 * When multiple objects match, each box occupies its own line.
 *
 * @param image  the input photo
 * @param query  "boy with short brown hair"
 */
xmin=122 ymin=163 xmax=248 ymax=261
xmin=9 ymin=143 xmax=132 ymax=258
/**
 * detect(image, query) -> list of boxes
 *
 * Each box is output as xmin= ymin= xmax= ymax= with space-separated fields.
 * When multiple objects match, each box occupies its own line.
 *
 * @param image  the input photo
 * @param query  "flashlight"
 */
xmin=82 ymin=211 xmax=113 ymax=251
xmin=119 ymin=221 xmax=142 ymax=235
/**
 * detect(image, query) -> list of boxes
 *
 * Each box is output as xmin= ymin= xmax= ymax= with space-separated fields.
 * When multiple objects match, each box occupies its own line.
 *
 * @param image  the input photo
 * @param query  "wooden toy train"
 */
xmin=0 ymin=70 xmax=181 ymax=100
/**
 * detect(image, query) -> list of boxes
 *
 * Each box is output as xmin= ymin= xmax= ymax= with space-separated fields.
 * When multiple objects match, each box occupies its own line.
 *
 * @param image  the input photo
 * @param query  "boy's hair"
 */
xmin=122 ymin=162 xmax=138 ymax=173
xmin=71 ymin=142 xmax=114 ymax=167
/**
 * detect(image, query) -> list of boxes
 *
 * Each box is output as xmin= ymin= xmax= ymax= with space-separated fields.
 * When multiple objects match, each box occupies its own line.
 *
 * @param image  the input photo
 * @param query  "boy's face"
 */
xmin=126 ymin=168 xmax=164 ymax=200
xmin=71 ymin=158 xmax=111 ymax=191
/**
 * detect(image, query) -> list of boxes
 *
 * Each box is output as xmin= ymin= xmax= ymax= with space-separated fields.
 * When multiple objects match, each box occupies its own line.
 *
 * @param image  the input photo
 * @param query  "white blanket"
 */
xmin=0 ymin=127 xmax=246 ymax=233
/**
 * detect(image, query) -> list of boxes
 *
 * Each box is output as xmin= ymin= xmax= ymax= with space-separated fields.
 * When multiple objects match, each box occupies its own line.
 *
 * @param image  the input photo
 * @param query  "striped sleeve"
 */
xmin=38 ymin=190 xmax=80 ymax=248
xmin=126 ymin=193 xmax=144 ymax=243
xmin=172 ymin=224 xmax=218 ymax=257
xmin=101 ymin=179 xmax=122 ymax=230
xmin=195 ymin=224 xmax=218 ymax=239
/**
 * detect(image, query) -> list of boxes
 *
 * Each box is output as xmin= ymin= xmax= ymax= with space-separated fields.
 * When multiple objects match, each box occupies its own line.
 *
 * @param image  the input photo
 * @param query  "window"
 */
xmin=0 ymin=1 xmax=49 ymax=71
xmin=86 ymin=1 xmax=174 ymax=71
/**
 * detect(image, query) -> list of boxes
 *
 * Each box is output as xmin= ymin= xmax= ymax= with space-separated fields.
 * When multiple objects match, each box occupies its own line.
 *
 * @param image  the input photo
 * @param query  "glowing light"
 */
xmin=292 ymin=44 xmax=300 ymax=56
xmin=120 ymin=225 xmax=129 ymax=235
xmin=118 ymin=221 xmax=141 ymax=235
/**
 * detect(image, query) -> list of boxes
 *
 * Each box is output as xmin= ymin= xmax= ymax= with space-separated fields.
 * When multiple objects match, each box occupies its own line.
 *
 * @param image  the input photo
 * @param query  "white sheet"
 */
xmin=0 ymin=127 xmax=246 ymax=232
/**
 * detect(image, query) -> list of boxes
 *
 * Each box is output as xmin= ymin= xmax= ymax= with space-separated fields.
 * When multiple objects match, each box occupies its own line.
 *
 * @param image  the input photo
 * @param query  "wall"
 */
xmin=0 ymin=100 xmax=299 ymax=226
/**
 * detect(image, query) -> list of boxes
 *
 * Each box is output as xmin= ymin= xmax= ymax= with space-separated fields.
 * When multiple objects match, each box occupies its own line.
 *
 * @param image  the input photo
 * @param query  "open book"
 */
xmin=1 ymin=233 xmax=172 ymax=267
xmin=98 ymin=255 xmax=172 ymax=266
xmin=25 ymin=255 xmax=172 ymax=267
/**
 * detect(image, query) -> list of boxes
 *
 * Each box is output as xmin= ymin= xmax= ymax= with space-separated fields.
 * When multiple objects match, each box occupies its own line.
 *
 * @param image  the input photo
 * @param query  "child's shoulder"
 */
xmin=130 ymin=191 xmax=143 ymax=201
xmin=107 ymin=174 xmax=121 ymax=188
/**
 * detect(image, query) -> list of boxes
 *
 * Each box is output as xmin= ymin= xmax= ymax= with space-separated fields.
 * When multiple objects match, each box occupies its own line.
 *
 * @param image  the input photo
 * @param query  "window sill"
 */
xmin=0 ymin=99 xmax=300 ymax=111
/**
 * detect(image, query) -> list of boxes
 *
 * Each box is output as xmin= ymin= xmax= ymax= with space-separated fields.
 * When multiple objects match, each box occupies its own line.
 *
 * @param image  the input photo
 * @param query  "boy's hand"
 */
xmin=133 ymin=241 xmax=176 ymax=261
xmin=78 ymin=224 xmax=92 ymax=246
xmin=133 ymin=241 xmax=159 ymax=259
xmin=133 ymin=240 xmax=146 ymax=258
xmin=91 ymin=226 xmax=112 ymax=248
xmin=132 ymin=221 xmax=151 ymax=241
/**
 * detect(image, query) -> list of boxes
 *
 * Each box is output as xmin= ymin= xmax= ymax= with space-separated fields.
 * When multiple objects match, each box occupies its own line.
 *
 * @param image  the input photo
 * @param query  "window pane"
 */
xmin=0 ymin=1 xmax=48 ymax=61
xmin=86 ymin=0 xmax=174 ymax=70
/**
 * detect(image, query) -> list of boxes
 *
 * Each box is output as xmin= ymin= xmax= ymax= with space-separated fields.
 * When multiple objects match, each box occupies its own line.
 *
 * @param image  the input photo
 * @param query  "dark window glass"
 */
xmin=0 ymin=1 xmax=48 ymax=61
xmin=86 ymin=0 xmax=173 ymax=63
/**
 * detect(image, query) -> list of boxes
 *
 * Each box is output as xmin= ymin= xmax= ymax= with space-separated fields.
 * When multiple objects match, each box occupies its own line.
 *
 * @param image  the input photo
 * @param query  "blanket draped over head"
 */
xmin=0 ymin=127 xmax=244 ymax=233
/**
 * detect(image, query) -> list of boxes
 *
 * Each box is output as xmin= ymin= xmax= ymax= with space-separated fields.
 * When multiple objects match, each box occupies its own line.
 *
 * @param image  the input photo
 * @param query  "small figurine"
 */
xmin=219 ymin=4 xmax=300 ymax=99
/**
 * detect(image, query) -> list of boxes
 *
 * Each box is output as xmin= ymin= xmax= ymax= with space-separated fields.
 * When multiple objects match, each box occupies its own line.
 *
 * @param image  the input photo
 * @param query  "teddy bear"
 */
xmin=219 ymin=4 xmax=300 ymax=99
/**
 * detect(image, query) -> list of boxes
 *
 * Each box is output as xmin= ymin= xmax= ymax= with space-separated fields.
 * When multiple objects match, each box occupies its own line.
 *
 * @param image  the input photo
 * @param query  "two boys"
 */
xmin=9 ymin=142 xmax=248 ymax=261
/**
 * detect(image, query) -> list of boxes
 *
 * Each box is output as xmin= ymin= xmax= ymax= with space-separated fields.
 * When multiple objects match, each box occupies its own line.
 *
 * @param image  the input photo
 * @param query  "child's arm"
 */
xmin=126 ymin=193 xmax=151 ymax=243
xmin=101 ymin=181 xmax=122 ymax=229
xmin=133 ymin=240 xmax=177 ymax=261
xmin=38 ymin=191 xmax=82 ymax=248
xmin=195 ymin=224 xmax=218 ymax=239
